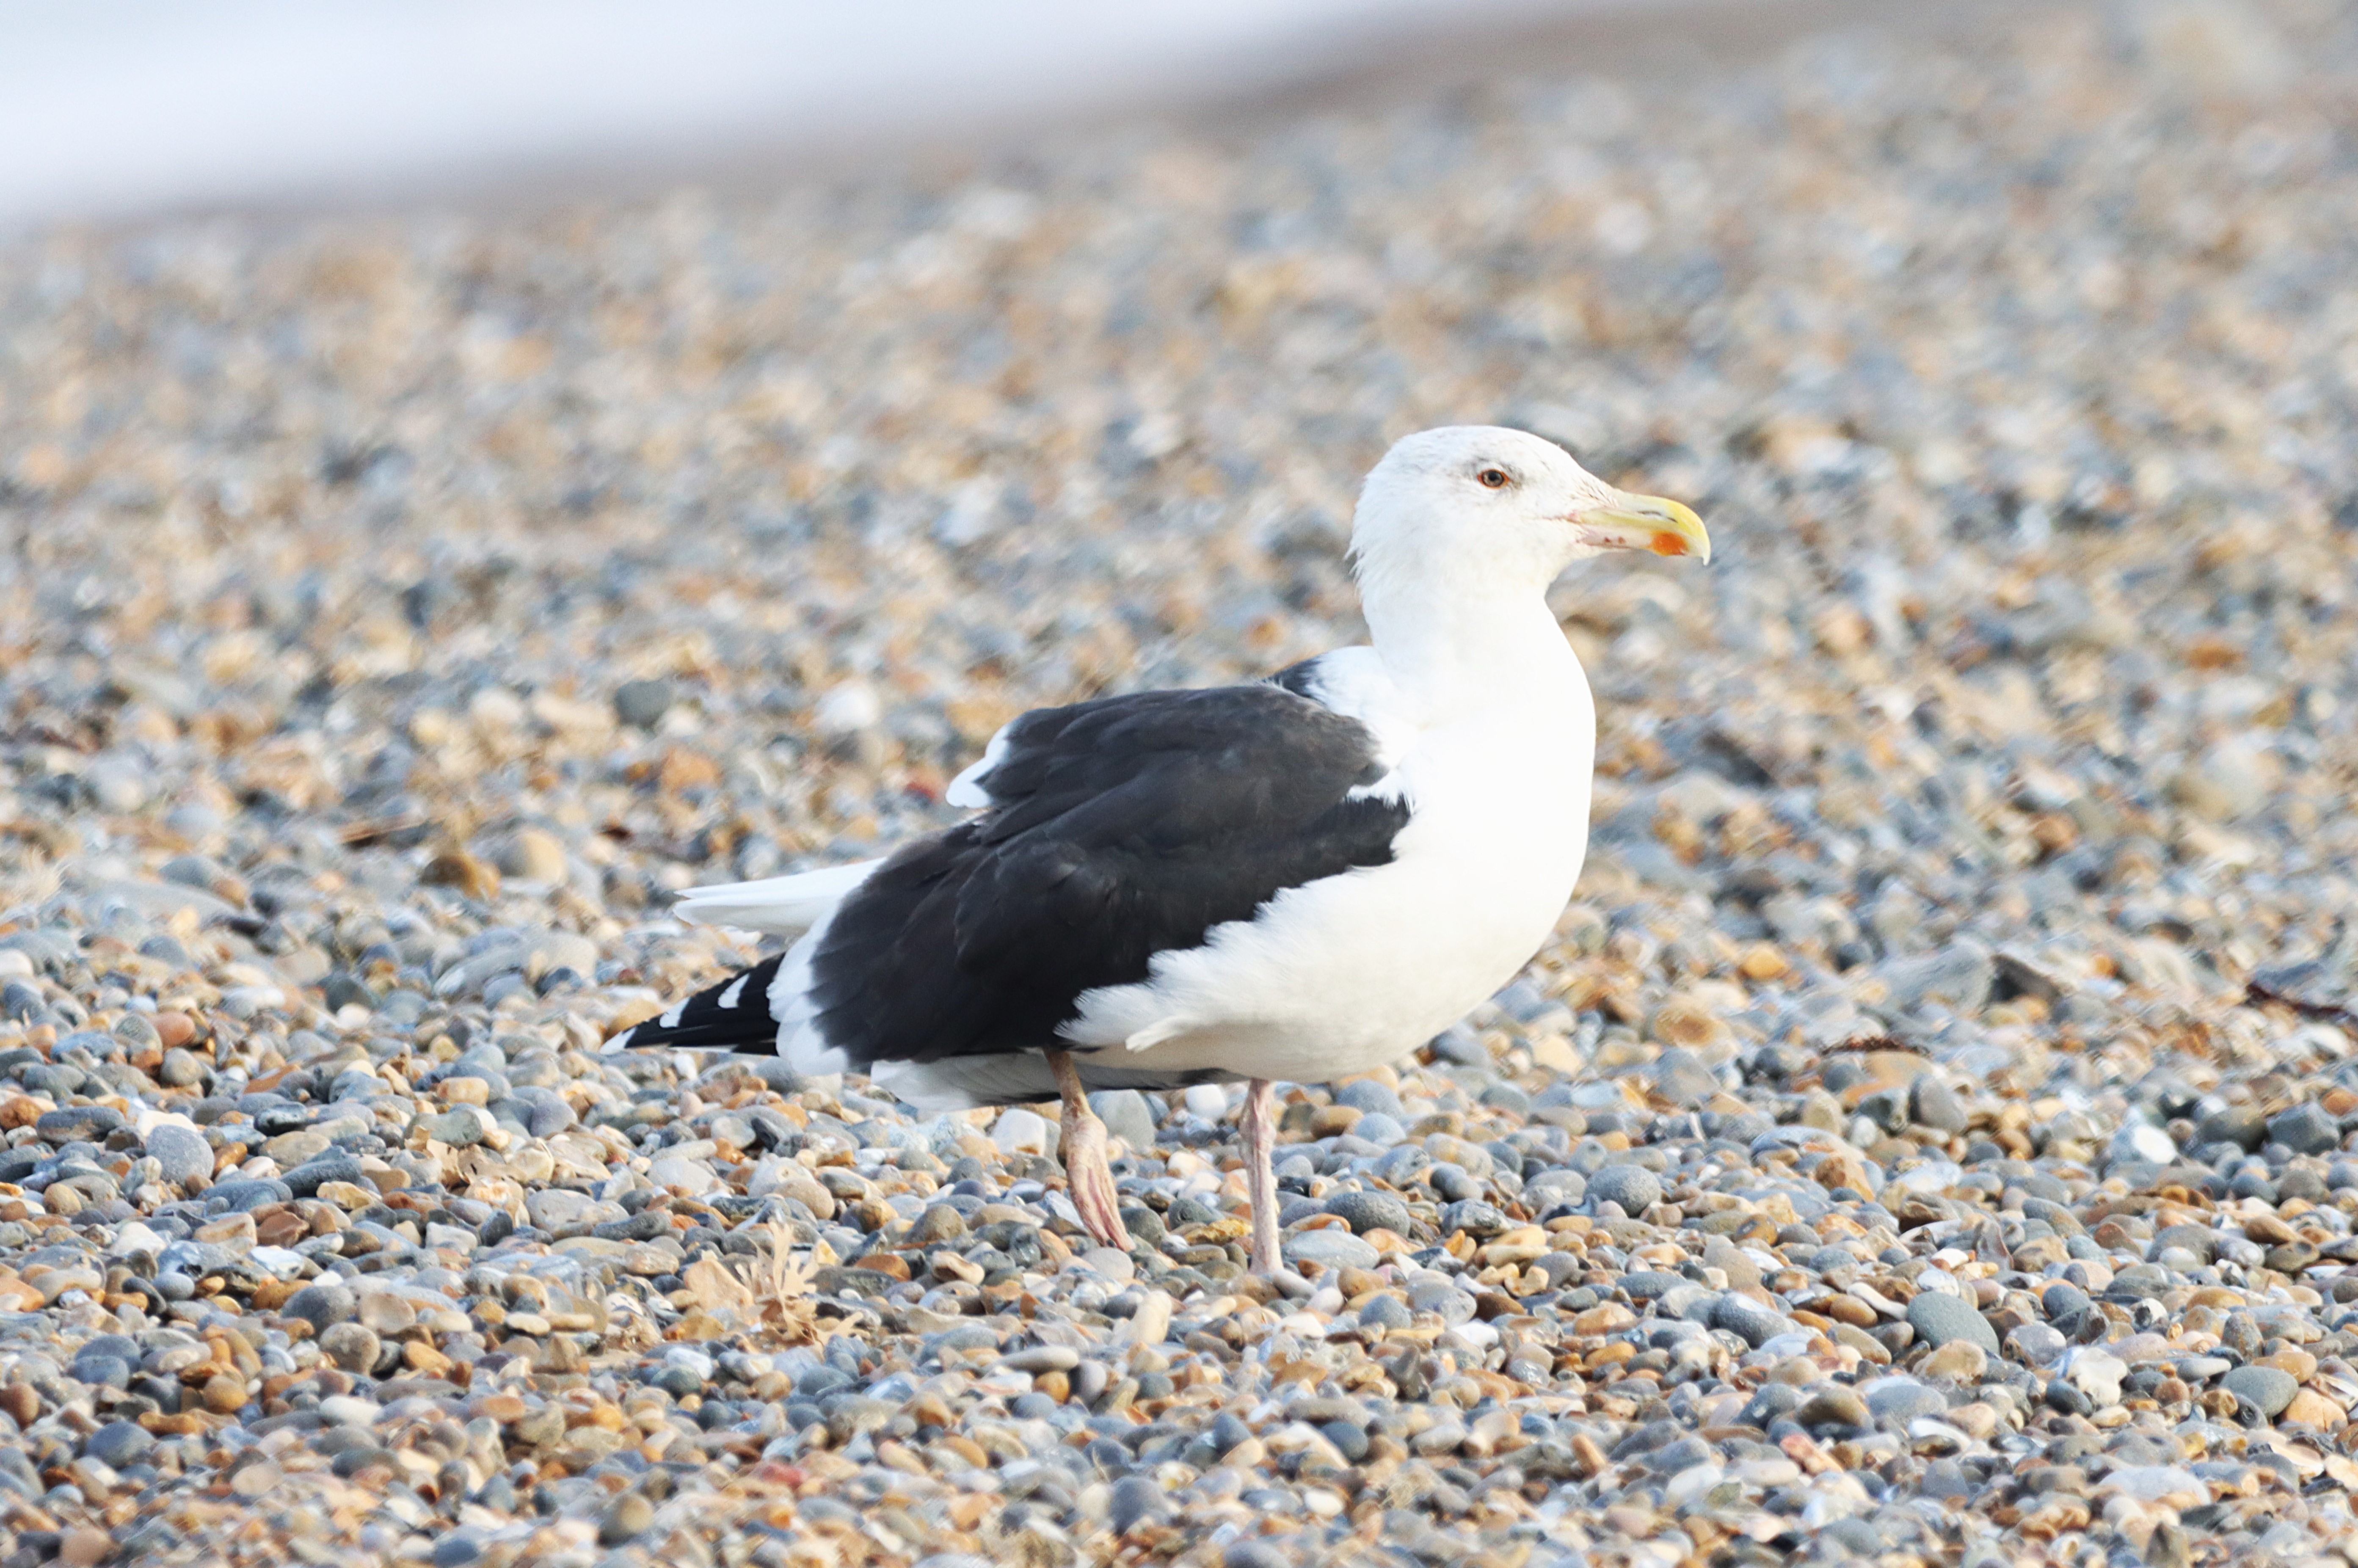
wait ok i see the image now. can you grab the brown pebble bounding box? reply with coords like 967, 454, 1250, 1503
405, 1340, 455, 1379
422, 849, 501, 900
0, 1382, 37, 1426
255, 1210, 308, 1248
202, 1372, 248, 1414
230, 1461, 281, 1498
152, 1011, 199, 1049
598, 1491, 654, 1544
58, 1527, 112, 1568
474, 1392, 530, 1423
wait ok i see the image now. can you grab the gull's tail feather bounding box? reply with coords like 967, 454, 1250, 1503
671, 858, 880, 934
605, 954, 788, 1055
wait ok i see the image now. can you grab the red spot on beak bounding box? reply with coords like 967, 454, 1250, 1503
1649, 531, 1689, 557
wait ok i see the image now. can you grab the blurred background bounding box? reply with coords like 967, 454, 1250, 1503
0, 0, 2352, 1014
0, 0, 1776, 229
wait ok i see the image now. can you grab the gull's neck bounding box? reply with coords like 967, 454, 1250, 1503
1357, 571, 1585, 723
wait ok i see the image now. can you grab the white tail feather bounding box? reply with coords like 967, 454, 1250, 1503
672, 858, 881, 934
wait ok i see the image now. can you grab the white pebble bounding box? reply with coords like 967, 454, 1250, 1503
991, 1107, 1049, 1155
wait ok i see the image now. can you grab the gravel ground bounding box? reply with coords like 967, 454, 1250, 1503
6, 3, 2358, 1566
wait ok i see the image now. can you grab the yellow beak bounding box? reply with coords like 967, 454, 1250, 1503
1575, 492, 1711, 564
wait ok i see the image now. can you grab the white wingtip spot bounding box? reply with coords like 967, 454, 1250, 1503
716, 975, 749, 1010
604, 1028, 634, 1053
946, 724, 1014, 809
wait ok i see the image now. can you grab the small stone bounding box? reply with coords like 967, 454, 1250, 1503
1710, 1294, 1791, 1348
1334, 1079, 1404, 1120
1864, 1381, 1944, 1423
2282, 1388, 2345, 1429
1910, 1076, 1967, 1132
57, 1528, 113, 1568
1283, 1229, 1380, 1273
911, 1205, 968, 1245
421, 850, 500, 901
2110, 1122, 2176, 1167
1587, 1163, 1662, 1215
85, 1419, 156, 1469
284, 1282, 358, 1330
1110, 1475, 1174, 1532
614, 679, 676, 728
1439, 1199, 1508, 1238
1090, 1089, 1157, 1150
1001, 1345, 1080, 1373
2198, 1104, 2267, 1150
2221, 1365, 2297, 1418
1183, 1083, 1230, 1119
2066, 1349, 2126, 1406
320, 1323, 382, 1373
1922, 1339, 1988, 1383
2007, 1323, 2066, 1364
37, 1104, 125, 1142
420, 1106, 493, 1146
359, 1294, 417, 1333
1906, 1292, 1999, 1355
2174, 736, 2275, 821
146, 1123, 215, 1186
1874, 939, 1994, 1012
1651, 1047, 1718, 1106
992, 1108, 1050, 1155
1795, 1385, 1870, 1427
201, 1372, 247, 1414
1078, 1247, 1134, 1281
647, 1154, 716, 1195
491, 827, 568, 882
2268, 1103, 2341, 1156
598, 1492, 654, 1544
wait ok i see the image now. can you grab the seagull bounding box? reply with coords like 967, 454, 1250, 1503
613, 426, 1707, 1275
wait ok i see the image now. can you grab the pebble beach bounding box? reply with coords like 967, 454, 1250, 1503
5, 2, 2358, 1565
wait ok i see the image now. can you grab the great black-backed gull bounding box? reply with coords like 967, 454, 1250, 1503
613, 426, 1708, 1273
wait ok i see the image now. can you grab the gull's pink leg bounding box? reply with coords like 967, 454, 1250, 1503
1050, 1050, 1131, 1250
1240, 1078, 1280, 1276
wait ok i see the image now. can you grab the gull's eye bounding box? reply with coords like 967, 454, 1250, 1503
1476, 467, 1511, 489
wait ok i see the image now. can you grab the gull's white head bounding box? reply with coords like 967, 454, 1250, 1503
1349, 425, 1709, 601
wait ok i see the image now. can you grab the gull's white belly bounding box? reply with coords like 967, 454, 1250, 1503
1062, 718, 1591, 1084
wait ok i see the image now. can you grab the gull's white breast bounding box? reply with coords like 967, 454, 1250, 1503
1061, 662, 1596, 1084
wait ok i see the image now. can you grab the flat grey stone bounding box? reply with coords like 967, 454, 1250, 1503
1282, 1229, 1379, 1273
1710, 1293, 1792, 1348
2222, 1365, 2297, 1418
1088, 1089, 1156, 1151
1323, 1190, 1411, 1236
1906, 1292, 1999, 1355
1588, 1164, 1661, 1214
145, 1123, 214, 1186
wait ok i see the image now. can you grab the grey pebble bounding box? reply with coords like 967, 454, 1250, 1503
1323, 1190, 1411, 1236
1587, 1164, 1661, 1215
284, 1282, 359, 1329
2222, 1365, 2297, 1419
144, 1124, 214, 1187
1284, 1230, 1380, 1273
1907, 1293, 2000, 1355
